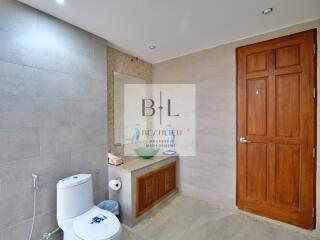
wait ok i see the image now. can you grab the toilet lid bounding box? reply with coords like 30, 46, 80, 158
73, 206, 121, 240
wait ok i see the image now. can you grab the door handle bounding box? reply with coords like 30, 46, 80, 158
239, 137, 251, 143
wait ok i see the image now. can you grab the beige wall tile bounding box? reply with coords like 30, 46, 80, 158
153, 19, 320, 232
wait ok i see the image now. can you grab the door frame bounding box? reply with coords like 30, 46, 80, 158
235, 29, 317, 228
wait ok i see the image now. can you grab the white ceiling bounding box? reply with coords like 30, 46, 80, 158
19, 0, 320, 63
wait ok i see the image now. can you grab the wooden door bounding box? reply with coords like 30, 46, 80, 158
236, 30, 316, 229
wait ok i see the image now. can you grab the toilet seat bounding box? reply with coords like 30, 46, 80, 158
73, 206, 121, 240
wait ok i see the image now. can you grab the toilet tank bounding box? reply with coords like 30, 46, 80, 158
57, 174, 94, 221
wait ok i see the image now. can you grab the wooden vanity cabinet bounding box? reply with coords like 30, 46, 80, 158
136, 162, 176, 216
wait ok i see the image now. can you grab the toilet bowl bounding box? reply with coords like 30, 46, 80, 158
57, 174, 122, 240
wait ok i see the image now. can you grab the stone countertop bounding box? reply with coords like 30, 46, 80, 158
109, 155, 177, 172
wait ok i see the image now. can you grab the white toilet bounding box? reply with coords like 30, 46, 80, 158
57, 174, 122, 240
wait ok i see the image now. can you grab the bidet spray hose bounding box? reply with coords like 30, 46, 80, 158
28, 174, 39, 240
28, 187, 37, 240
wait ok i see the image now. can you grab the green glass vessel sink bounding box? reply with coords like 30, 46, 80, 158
134, 147, 160, 159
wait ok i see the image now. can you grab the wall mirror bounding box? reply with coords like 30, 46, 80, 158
113, 72, 147, 146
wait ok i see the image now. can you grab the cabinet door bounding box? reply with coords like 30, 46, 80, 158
164, 163, 176, 194
157, 162, 177, 199
136, 162, 177, 217
136, 174, 157, 216
157, 171, 166, 199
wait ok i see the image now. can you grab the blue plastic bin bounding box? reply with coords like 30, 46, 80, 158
98, 200, 119, 215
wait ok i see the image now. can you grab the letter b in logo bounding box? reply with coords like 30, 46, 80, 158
142, 99, 155, 116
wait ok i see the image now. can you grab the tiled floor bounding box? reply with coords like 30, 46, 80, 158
122, 195, 319, 240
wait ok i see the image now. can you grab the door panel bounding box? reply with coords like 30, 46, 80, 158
246, 51, 269, 73
145, 176, 157, 204
164, 163, 176, 193
247, 78, 267, 136
246, 143, 267, 201
137, 174, 157, 210
275, 74, 300, 137
158, 171, 166, 198
275, 144, 300, 208
237, 30, 316, 229
275, 45, 300, 68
